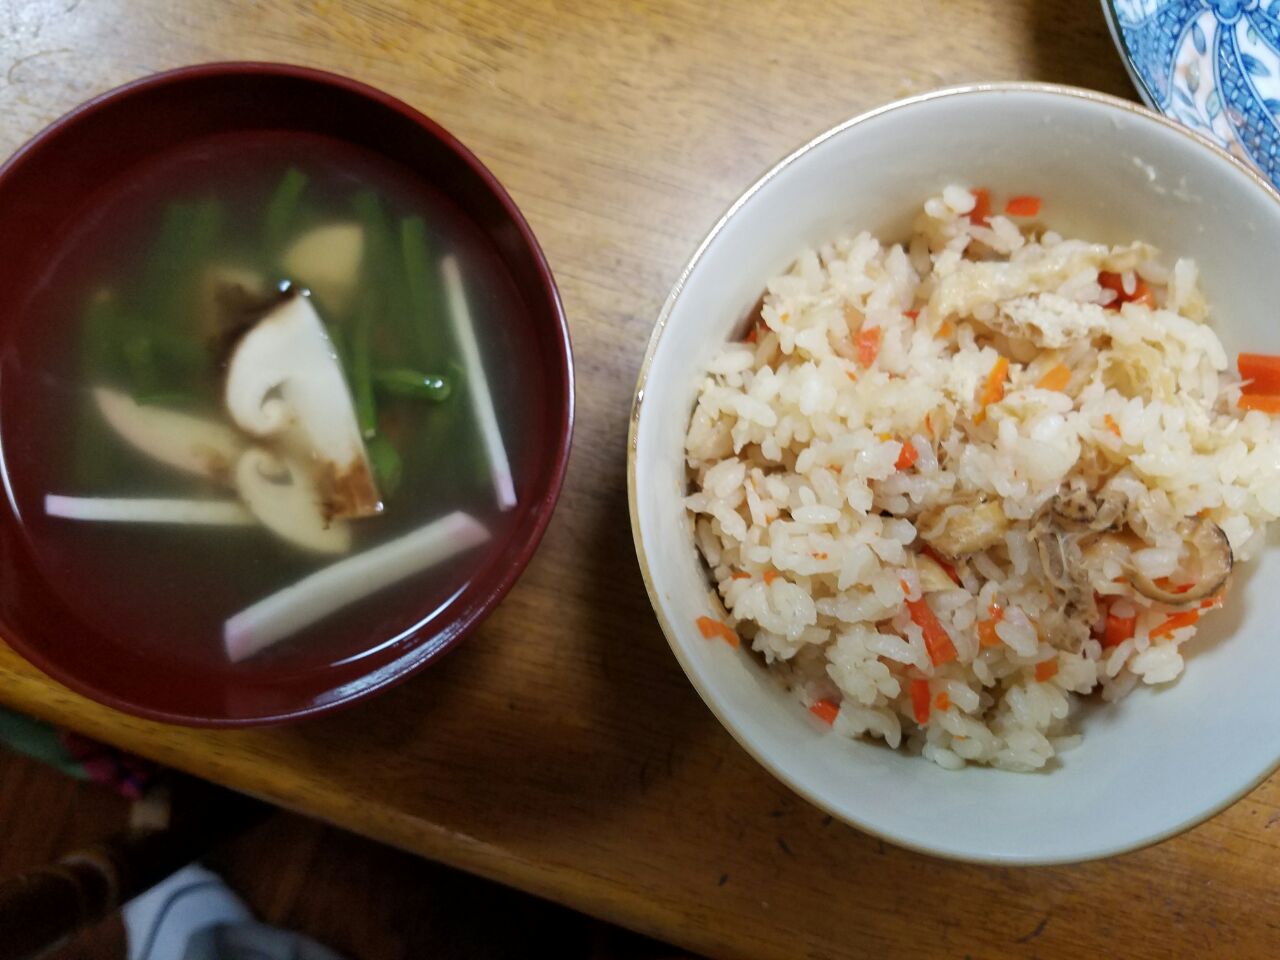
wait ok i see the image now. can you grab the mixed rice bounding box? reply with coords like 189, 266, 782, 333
684, 186, 1280, 771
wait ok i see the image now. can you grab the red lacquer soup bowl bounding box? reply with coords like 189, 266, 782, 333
0, 63, 573, 726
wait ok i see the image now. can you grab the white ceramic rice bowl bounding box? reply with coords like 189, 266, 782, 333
628, 83, 1280, 864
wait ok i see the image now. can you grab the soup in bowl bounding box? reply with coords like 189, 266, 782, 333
0, 64, 573, 725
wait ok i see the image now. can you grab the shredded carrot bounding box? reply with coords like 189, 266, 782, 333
976, 621, 1000, 648
763, 570, 780, 585
696, 616, 739, 647
1104, 413, 1123, 438
910, 678, 931, 725
1102, 608, 1137, 648
1099, 271, 1155, 310
856, 326, 882, 368
1200, 596, 1222, 610
1238, 353, 1280, 394
1004, 195, 1041, 217
1036, 363, 1071, 392
973, 355, 1009, 424
1035, 659, 1059, 682
906, 597, 959, 666
905, 308, 920, 321
845, 369, 858, 382
731, 570, 751, 580
937, 320, 954, 338
977, 603, 1004, 648
744, 326, 758, 344
809, 698, 839, 726
1150, 610, 1199, 640
924, 412, 935, 437
1238, 393, 1280, 413
1154, 577, 1197, 595
969, 187, 992, 226
895, 439, 919, 471
920, 544, 961, 586
934, 691, 951, 711
1130, 282, 1155, 307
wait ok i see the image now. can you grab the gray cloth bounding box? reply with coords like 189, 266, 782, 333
183, 922, 348, 960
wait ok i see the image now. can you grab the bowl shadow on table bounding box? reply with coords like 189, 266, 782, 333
1026, 0, 1137, 101
268, 453, 730, 839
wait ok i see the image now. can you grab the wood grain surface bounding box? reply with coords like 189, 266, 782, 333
2, 2, 1278, 958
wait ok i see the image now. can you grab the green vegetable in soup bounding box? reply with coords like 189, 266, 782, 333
366, 435, 402, 497
264, 167, 309, 262
374, 368, 452, 402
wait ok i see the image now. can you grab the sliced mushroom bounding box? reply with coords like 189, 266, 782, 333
94, 387, 244, 483
1051, 476, 1128, 533
234, 447, 351, 554
199, 263, 270, 338
280, 222, 364, 312
224, 291, 381, 520
1128, 517, 1232, 605
914, 551, 959, 592
920, 500, 1009, 557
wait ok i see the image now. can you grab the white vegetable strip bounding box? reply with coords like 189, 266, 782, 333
441, 255, 517, 511
223, 510, 491, 662
45, 495, 256, 526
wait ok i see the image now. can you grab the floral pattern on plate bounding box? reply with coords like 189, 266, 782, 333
1104, 0, 1280, 183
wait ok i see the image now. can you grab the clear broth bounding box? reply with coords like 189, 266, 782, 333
2, 131, 538, 675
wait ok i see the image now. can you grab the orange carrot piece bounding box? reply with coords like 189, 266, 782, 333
1004, 195, 1041, 217
1104, 413, 1123, 438
905, 308, 920, 321
1102, 609, 1137, 649
937, 320, 954, 338
969, 188, 992, 226
809, 698, 840, 726
744, 326, 758, 344
1128, 280, 1155, 307
895, 439, 919, 471
856, 326, 882, 368
1099, 271, 1156, 310
906, 597, 959, 666
731, 570, 751, 580
1035, 659, 1059, 682
1238, 353, 1280, 394
1150, 610, 1199, 640
763, 570, 780, 585
934, 691, 951, 711
1036, 363, 1071, 392
910, 678, 931, 725
696, 616, 740, 647
1238, 393, 1280, 413
973, 355, 1009, 424
977, 619, 1002, 648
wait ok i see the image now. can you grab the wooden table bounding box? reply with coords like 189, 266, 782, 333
3, 2, 1279, 957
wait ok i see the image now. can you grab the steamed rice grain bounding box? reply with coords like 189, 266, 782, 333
684, 187, 1280, 771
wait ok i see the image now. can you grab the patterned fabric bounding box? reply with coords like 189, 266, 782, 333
1107, 0, 1280, 184
0, 705, 155, 799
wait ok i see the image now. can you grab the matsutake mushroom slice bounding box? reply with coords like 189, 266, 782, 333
1128, 517, 1233, 605
234, 447, 351, 555
94, 387, 244, 483
280, 222, 364, 313
224, 291, 381, 520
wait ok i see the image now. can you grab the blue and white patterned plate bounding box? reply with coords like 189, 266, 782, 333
1102, 0, 1280, 185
